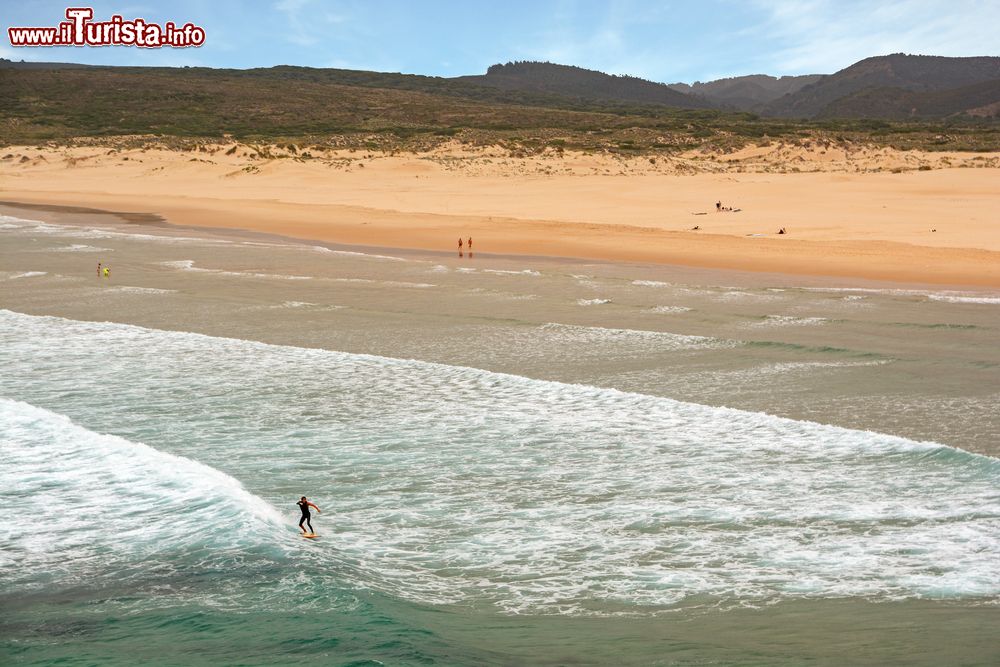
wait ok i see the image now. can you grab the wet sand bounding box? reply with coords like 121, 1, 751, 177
3, 202, 998, 456
3, 202, 999, 667
2, 143, 1000, 286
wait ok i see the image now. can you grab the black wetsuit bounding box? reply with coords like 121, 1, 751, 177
298, 500, 313, 533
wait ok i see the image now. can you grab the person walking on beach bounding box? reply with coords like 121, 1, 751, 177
103, 266, 110, 278
297, 496, 321, 534
467, 237, 472, 250
97, 262, 102, 276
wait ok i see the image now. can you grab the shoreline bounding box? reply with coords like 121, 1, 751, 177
4, 195, 999, 457
4, 193, 1000, 290
3, 142, 1000, 288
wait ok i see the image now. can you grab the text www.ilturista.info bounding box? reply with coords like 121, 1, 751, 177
8, 7, 205, 48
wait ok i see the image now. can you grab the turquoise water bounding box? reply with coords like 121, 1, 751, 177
2, 208, 1000, 664
2, 309, 999, 665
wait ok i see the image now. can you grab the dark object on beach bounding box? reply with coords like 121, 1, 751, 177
692, 225, 701, 230
778, 227, 787, 235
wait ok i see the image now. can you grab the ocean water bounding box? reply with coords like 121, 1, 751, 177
3, 209, 1000, 664
2, 309, 1000, 665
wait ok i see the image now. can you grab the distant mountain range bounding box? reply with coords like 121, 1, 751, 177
667, 74, 824, 112
459, 55, 1000, 119
456, 61, 712, 110
761, 54, 1000, 118
2, 53, 998, 121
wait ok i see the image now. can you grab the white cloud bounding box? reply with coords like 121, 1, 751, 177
274, 0, 320, 46
746, 0, 1000, 74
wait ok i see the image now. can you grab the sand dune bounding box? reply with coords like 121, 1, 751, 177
2, 141, 999, 286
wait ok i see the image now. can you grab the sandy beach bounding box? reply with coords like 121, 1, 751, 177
5, 4, 1000, 662
2, 141, 999, 287
3, 146, 1000, 665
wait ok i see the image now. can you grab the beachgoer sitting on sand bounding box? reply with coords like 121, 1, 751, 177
778, 227, 786, 235
692, 225, 701, 230
716, 201, 721, 212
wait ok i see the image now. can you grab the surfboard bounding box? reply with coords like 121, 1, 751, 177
301, 533, 318, 539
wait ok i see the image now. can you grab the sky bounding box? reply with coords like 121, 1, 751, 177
2, 0, 998, 83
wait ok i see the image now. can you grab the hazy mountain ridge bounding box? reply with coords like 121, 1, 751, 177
817, 78, 1000, 120
1, 53, 998, 149
667, 74, 824, 111
455, 61, 713, 109
765, 54, 1000, 118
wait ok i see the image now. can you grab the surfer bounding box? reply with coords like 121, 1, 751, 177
297, 496, 321, 534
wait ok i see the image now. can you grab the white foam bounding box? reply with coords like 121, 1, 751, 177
577, 298, 613, 306
713, 289, 782, 302
7, 271, 47, 279
332, 278, 435, 288
474, 290, 539, 300
312, 246, 408, 262
484, 268, 541, 277
928, 295, 1000, 305
159, 260, 311, 280
1, 216, 230, 244
749, 315, 829, 327
382, 281, 435, 289
2, 310, 997, 616
51, 244, 110, 253
160, 259, 195, 270
109, 286, 175, 295
0, 398, 287, 588
646, 305, 692, 314
536, 323, 728, 350
799, 287, 1000, 304
0, 214, 43, 227
632, 280, 672, 287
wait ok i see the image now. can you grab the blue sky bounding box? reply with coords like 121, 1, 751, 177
3, 1, 998, 82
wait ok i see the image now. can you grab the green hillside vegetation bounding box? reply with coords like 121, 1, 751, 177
819, 79, 1000, 120
668, 74, 824, 111
765, 54, 1000, 118
1, 62, 998, 152
456, 61, 710, 109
